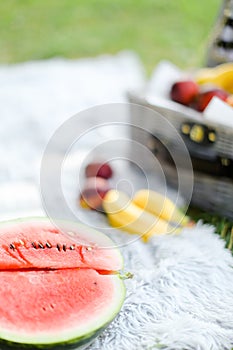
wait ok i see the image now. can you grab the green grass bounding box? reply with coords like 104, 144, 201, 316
0, 0, 221, 73
188, 207, 233, 254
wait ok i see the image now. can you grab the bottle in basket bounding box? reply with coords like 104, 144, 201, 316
206, 0, 233, 66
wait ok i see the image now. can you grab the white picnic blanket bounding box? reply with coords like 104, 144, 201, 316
0, 53, 233, 350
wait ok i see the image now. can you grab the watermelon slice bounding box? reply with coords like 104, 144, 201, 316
0, 218, 125, 349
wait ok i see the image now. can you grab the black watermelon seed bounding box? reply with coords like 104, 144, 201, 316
57, 243, 61, 251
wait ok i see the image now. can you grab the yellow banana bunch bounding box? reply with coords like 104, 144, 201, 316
195, 63, 233, 94
132, 189, 190, 227
102, 190, 180, 242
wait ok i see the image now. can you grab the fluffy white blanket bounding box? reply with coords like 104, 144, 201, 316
0, 53, 232, 350
90, 223, 233, 350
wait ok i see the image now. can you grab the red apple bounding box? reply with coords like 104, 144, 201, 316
194, 89, 229, 112
79, 177, 110, 211
170, 80, 199, 105
85, 162, 113, 179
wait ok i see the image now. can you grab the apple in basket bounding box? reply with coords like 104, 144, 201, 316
170, 80, 229, 112
193, 88, 229, 112
170, 80, 199, 106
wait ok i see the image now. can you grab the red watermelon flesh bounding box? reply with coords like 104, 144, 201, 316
0, 218, 125, 348
0, 219, 123, 272
0, 269, 123, 344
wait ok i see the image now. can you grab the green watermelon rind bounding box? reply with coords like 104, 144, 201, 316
0, 217, 126, 349
0, 325, 106, 349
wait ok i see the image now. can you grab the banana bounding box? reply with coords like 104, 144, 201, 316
195, 63, 233, 94
102, 190, 180, 242
132, 189, 190, 226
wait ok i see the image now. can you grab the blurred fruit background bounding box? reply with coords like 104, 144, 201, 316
0, 0, 220, 72
1, 0, 232, 251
